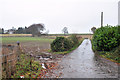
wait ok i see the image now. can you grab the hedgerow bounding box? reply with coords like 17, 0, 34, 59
92, 25, 120, 51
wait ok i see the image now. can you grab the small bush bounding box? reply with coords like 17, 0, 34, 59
92, 25, 120, 51
51, 37, 73, 52
68, 34, 79, 46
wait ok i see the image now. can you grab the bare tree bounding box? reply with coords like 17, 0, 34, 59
62, 27, 68, 35
27, 23, 45, 36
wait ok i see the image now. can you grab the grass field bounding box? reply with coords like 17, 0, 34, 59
1, 34, 93, 44
1, 37, 54, 44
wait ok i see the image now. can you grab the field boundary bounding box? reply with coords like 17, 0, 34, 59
2, 45, 21, 78
0, 34, 32, 37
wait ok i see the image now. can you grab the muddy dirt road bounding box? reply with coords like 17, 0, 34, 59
51, 39, 118, 78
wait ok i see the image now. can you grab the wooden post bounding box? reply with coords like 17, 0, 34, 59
5, 55, 8, 78
101, 12, 103, 27
17, 41, 20, 61
17, 47, 20, 61
30, 54, 32, 70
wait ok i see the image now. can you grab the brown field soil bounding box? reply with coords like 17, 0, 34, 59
20, 41, 51, 56
0, 34, 32, 37
77, 35, 93, 39
1, 34, 93, 39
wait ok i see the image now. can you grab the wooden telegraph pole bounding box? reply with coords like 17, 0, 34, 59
118, 1, 120, 25
101, 12, 103, 27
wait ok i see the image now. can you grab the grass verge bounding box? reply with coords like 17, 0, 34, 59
11, 54, 42, 78
91, 40, 120, 64
2, 37, 54, 44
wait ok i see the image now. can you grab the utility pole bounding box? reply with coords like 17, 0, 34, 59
101, 12, 103, 27
118, 1, 120, 25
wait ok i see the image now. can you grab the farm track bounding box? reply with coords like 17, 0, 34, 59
48, 39, 118, 78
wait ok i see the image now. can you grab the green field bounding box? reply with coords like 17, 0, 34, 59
1, 37, 54, 44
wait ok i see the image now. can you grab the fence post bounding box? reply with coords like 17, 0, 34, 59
30, 54, 32, 70
17, 48, 20, 61
17, 41, 20, 61
4, 55, 8, 78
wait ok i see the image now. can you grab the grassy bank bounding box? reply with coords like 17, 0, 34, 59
92, 39, 120, 64
50, 39, 84, 55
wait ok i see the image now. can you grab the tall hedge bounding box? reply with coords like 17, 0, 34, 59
92, 25, 120, 51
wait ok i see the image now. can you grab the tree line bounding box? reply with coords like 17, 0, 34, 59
1, 23, 48, 36
1, 23, 70, 36
1, 23, 97, 35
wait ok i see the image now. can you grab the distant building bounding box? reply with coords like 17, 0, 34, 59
6, 27, 16, 34
7, 29, 15, 34
118, 1, 120, 25
4, 30, 8, 34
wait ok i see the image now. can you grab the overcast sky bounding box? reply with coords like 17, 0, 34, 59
0, 0, 119, 34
